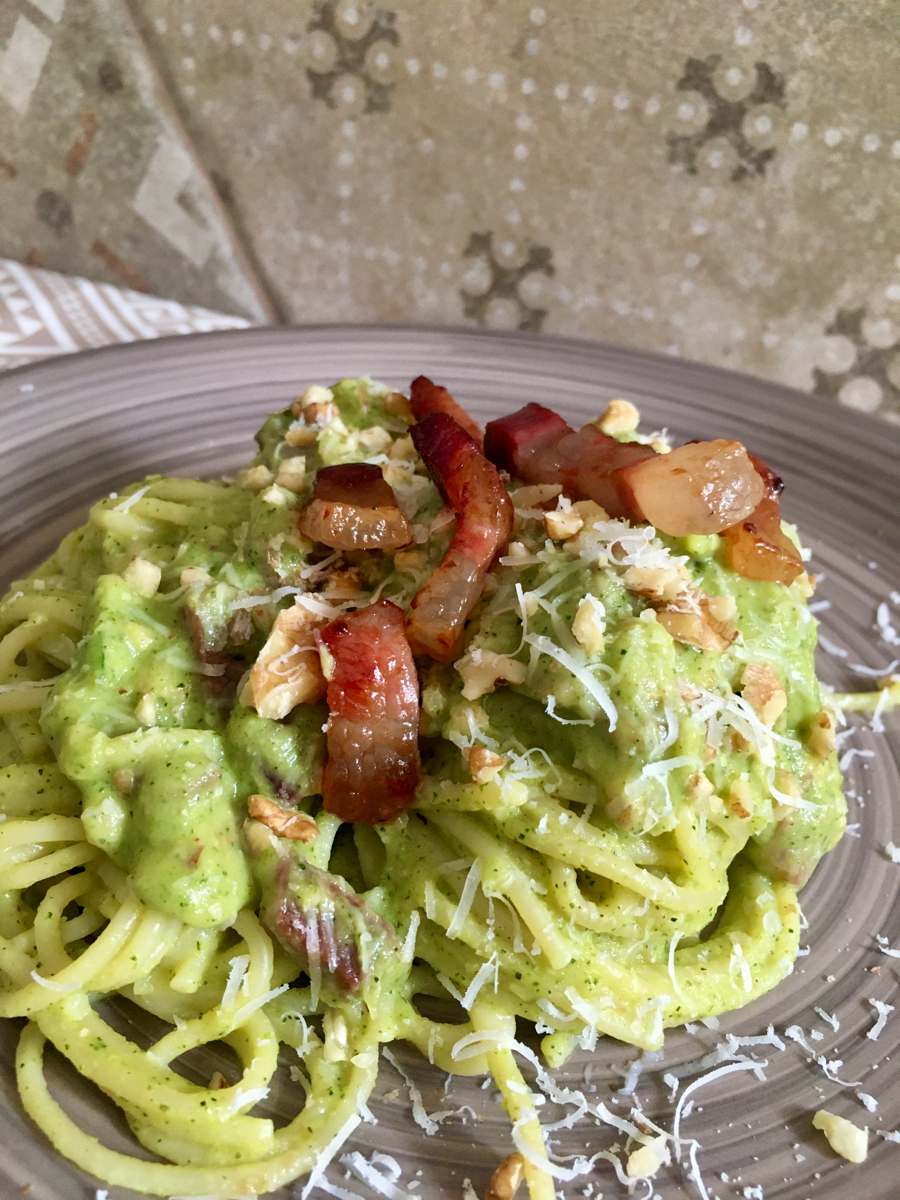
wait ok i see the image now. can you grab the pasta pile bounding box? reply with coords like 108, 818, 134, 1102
0, 379, 845, 1199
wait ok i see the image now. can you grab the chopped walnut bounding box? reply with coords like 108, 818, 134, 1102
208, 1070, 228, 1089
356, 425, 394, 456
685, 772, 715, 806
807, 709, 836, 758
275, 459, 306, 492
319, 567, 363, 600
795, 571, 817, 597
456, 649, 527, 701
290, 384, 334, 417
388, 434, 418, 461
241, 464, 274, 491
622, 563, 691, 603
728, 777, 754, 820
247, 794, 319, 842
598, 398, 640, 435
241, 603, 327, 719
741, 661, 787, 726
384, 390, 414, 420
514, 483, 564, 510
485, 1152, 525, 1200
180, 566, 213, 587
462, 745, 507, 784
572, 595, 606, 656
544, 507, 584, 541
122, 556, 161, 598
657, 591, 737, 652
286, 387, 339, 445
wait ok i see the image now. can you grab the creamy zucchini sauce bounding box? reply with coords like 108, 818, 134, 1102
3, 378, 845, 1198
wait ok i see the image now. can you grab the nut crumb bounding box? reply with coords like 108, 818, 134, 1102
247, 795, 319, 842
485, 1151, 524, 1200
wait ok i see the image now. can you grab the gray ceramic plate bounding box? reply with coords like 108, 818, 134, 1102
0, 327, 897, 1200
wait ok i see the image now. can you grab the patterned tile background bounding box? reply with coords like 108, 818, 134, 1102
2, 0, 900, 423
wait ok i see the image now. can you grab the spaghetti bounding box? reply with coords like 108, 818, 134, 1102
0, 377, 849, 1198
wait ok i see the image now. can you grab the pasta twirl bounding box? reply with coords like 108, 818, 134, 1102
0, 377, 845, 1198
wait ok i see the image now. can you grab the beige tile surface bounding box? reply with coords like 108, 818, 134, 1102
3, 0, 900, 421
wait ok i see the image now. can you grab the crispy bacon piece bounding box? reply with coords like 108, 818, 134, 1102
410, 375, 484, 444
299, 463, 411, 551
486, 405, 766, 536
614, 439, 765, 535
408, 413, 514, 660
320, 600, 420, 823
484, 403, 655, 517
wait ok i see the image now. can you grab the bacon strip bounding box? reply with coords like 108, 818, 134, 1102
484, 403, 655, 517
408, 412, 514, 660
486, 404, 766, 537
249, 828, 397, 995
320, 600, 420, 823
410, 375, 484, 444
300, 463, 411, 551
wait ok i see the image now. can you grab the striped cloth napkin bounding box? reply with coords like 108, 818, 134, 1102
0, 258, 254, 372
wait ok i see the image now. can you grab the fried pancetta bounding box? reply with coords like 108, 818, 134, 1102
319, 600, 421, 824
299, 462, 411, 551
409, 374, 484, 444
407, 412, 514, 660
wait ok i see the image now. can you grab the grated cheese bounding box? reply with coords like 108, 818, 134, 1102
299, 1114, 363, 1200
524, 633, 618, 730
445, 859, 482, 939
221, 954, 250, 1008
30, 970, 80, 993
381, 1047, 452, 1137
866, 998, 894, 1040
400, 910, 420, 962
113, 484, 151, 513
460, 953, 499, 1011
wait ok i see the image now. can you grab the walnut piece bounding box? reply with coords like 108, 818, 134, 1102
544, 507, 584, 541
597, 398, 640, 435
622, 563, 690, 603
485, 1152, 525, 1200
122, 556, 161, 598
741, 661, 787, 726
241, 603, 328, 719
462, 746, 507, 784
247, 794, 319, 842
456, 649, 527, 701
807, 709, 836, 758
657, 591, 737, 652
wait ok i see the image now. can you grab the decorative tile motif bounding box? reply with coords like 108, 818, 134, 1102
667, 55, 786, 180
460, 232, 554, 333
3, 0, 900, 423
813, 308, 900, 419
306, 0, 399, 114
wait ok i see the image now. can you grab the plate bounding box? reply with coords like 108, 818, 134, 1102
0, 326, 897, 1200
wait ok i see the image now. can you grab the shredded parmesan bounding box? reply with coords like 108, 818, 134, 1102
221, 954, 250, 1008
299, 1115, 363, 1200
29, 970, 80, 993
524, 634, 618, 730
867, 998, 894, 1040
446, 859, 482, 939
